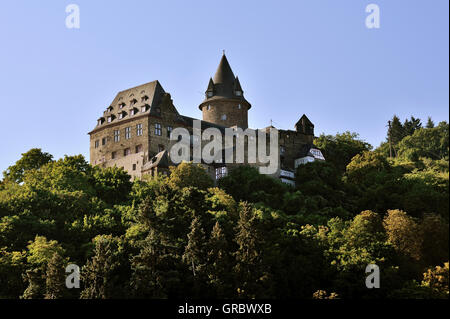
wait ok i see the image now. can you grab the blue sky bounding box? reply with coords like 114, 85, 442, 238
0, 0, 448, 172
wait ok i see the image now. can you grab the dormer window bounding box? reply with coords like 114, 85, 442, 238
119, 102, 125, 109
118, 111, 127, 119
235, 90, 242, 96
97, 117, 105, 126
141, 95, 149, 102
141, 104, 149, 113
107, 106, 113, 112
130, 98, 137, 106
107, 116, 113, 123
130, 108, 138, 116
207, 91, 213, 98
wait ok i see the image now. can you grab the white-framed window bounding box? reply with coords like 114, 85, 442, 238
141, 105, 147, 113
125, 127, 131, 139
107, 116, 112, 123
136, 123, 143, 136
154, 123, 162, 136
114, 129, 120, 142
221, 114, 227, 121
215, 166, 228, 180
118, 112, 124, 119
130, 108, 136, 116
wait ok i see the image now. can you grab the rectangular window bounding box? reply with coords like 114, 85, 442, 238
111, 151, 116, 159
136, 123, 143, 136
132, 164, 136, 171
114, 130, 120, 142
135, 144, 143, 153
155, 123, 162, 136
94, 140, 99, 148
125, 127, 131, 139
215, 166, 228, 180
167, 126, 173, 138
102, 137, 107, 146
124, 148, 131, 156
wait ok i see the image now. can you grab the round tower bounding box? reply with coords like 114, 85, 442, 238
199, 54, 251, 129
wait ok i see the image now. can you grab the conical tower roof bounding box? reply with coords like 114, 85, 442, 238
213, 54, 235, 85
200, 53, 251, 109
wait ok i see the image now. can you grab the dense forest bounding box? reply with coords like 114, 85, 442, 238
0, 116, 448, 299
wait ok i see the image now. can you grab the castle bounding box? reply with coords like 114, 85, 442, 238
88, 54, 325, 184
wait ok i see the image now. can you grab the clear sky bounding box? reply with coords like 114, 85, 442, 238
0, 0, 448, 173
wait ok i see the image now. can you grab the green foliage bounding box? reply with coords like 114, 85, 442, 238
0, 122, 448, 300
2, 148, 53, 183
91, 166, 132, 205
168, 162, 213, 190
314, 132, 372, 173
218, 166, 288, 209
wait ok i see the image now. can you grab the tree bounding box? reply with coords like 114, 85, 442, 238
206, 221, 232, 297
168, 162, 213, 190
346, 151, 391, 185
421, 262, 449, 298
403, 116, 422, 137
80, 235, 120, 299
389, 115, 404, 145
2, 148, 53, 183
383, 210, 423, 261
420, 214, 449, 266
45, 252, 67, 299
426, 117, 435, 129
314, 132, 372, 173
234, 202, 271, 298
218, 166, 288, 209
182, 216, 207, 278
91, 166, 132, 205
396, 122, 449, 161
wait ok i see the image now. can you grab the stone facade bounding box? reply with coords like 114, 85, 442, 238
88, 54, 323, 183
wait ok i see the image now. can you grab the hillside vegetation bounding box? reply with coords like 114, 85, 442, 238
0, 117, 448, 299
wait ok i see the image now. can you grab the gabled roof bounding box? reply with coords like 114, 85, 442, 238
142, 150, 170, 171
295, 114, 314, 129
90, 80, 172, 133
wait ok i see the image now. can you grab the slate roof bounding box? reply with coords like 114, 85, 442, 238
200, 54, 251, 108
90, 80, 167, 133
